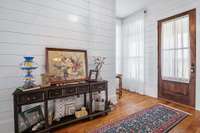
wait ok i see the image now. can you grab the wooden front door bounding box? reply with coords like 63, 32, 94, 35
158, 9, 196, 107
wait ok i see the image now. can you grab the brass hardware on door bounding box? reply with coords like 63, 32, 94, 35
191, 64, 195, 73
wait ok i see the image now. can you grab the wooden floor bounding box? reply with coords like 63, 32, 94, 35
55, 91, 200, 133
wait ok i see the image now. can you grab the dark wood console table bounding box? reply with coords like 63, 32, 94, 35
13, 81, 110, 133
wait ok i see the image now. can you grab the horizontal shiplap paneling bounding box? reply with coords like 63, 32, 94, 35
0, 0, 116, 132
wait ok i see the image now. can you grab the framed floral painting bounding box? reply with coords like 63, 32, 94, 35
46, 48, 88, 83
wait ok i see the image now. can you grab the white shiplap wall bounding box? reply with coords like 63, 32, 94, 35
0, 0, 116, 132
144, 0, 200, 110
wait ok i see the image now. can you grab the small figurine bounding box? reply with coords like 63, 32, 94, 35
75, 107, 88, 118
40, 73, 52, 87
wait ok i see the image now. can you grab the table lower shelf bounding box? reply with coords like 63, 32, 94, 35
30, 109, 111, 133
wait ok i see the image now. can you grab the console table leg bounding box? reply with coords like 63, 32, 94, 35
89, 92, 92, 114
84, 93, 86, 107
13, 95, 19, 133
105, 82, 108, 110
44, 93, 49, 128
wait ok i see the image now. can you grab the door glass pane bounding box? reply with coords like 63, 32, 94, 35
161, 15, 190, 83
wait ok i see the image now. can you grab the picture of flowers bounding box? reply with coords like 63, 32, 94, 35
46, 48, 88, 83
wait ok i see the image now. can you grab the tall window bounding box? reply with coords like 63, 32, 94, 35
122, 12, 145, 94
116, 19, 122, 74
161, 15, 190, 83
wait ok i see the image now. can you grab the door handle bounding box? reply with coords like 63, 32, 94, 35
191, 64, 195, 73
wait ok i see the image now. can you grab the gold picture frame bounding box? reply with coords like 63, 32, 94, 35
46, 48, 88, 84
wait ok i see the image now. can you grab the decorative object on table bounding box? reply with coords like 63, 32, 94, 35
92, 93, 105, 111
93, 92, 101, 100
53, 99, 66, 121
54, 97, 76, 121
46, 48, 88, 84
75, 107, 88, 118
95, 99, 105, 111
93, 56, 106, 81
18, 113, 30, 133
91, 93, 104, 112
40, 73, 52, 87
20, 56, 38, 89
88, 70, 98, 81
89, 104, 189, 133
23, 105, 44, 128
65, 103, 76, 116
75, 96, 83, 110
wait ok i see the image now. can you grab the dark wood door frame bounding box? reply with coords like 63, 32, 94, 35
158, 9, 196, 107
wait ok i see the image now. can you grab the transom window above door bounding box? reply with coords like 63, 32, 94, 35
161, 15, 190, 83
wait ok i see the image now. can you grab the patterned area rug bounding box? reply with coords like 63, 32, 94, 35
89, 104, 188, 133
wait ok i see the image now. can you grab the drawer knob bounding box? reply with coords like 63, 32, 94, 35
32, 96, 37, 100
55, 92, 60, 95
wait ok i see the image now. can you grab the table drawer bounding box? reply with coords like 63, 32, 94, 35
48, 89, 62, 99
90, 83, 106, 92
18, 92, 44, 105
62, 87, 77, 96
77, 85, 89, 94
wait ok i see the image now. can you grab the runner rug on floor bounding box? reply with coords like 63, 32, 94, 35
89, 104, 189, 133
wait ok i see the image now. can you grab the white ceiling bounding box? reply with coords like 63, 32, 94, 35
116, 0, 156, 18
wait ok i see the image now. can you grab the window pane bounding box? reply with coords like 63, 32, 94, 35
162, 50, 175, 78
177, 49, 183, 78
116, 20, 122, 74
122, 16, 144, 83
161, 15, 190, 83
